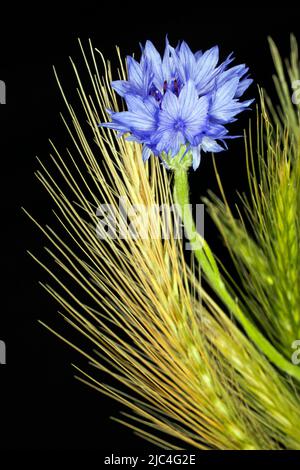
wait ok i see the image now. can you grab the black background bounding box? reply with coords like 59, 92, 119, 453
0, 5, 300, 451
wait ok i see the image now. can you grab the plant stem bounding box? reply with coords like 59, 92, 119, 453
173, 167, 300, 382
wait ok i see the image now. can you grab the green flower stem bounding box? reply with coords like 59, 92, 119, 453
173, 166, 300, 382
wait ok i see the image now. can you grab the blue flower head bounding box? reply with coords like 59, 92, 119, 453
101, 39, 253, 170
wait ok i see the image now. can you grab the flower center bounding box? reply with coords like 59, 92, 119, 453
174, 119, 185, 131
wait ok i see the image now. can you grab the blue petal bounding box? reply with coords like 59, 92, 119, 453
142, 145, 152, 161
105, 105, 157, 133
178, 80, 199, 118
125, 94, 158, 116
111, 80, 132, 97
127, 56, 143, 86
216, 65, 247, 87
214, 76, 240, 103
194, 50, 203, 60
162, 37, 177, 82
144, 40, 164, 87
177, 41, 197, 81
179, 81, 209, 129
160, 89, 180, 118
194, 45, 219, 87
196, 52, 235, 96
205, 122, 228, 138
201, 136, 224, 152
192, 146, 201, 170
155, 129, 185, 156
235, 78, 253, 97
209, 77, 242, 122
